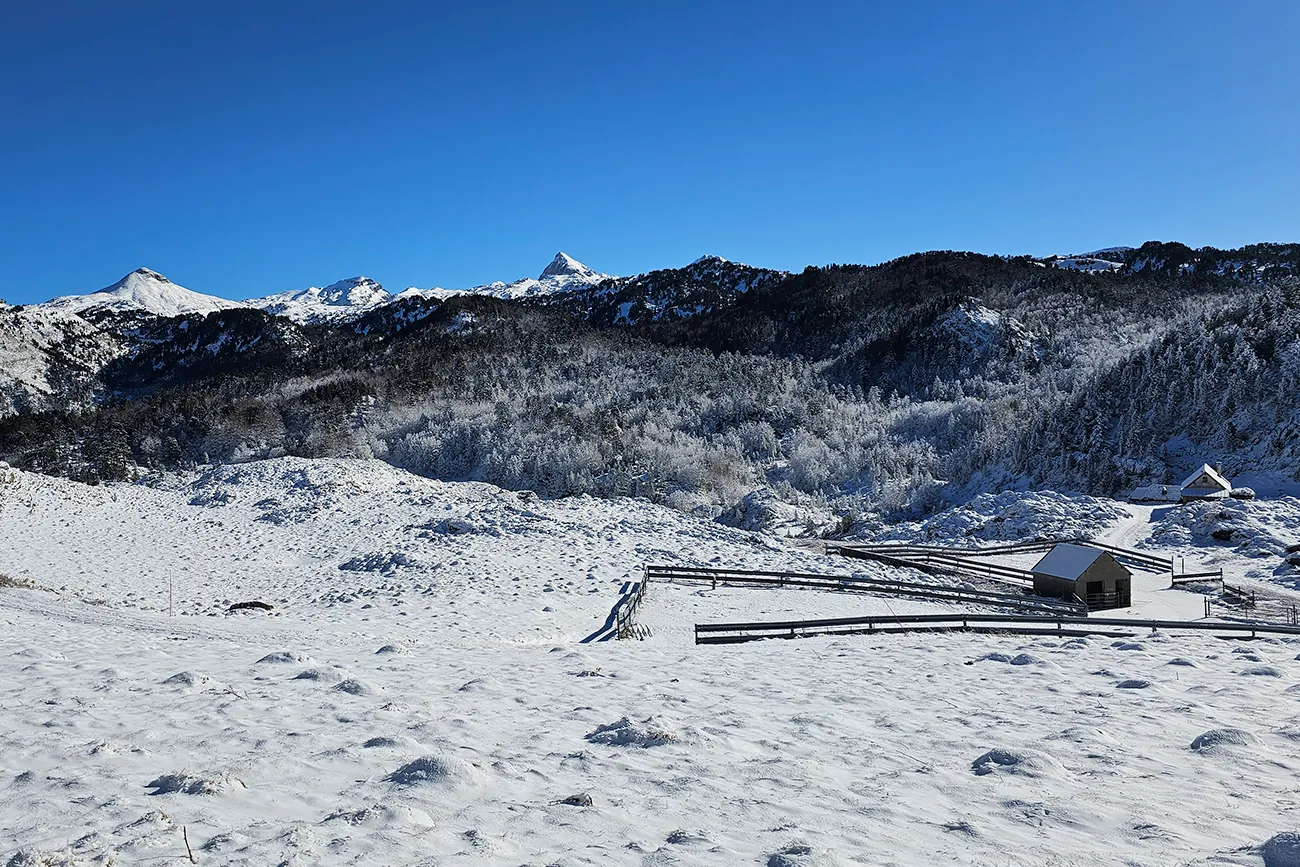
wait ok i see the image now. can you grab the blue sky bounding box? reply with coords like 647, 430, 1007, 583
2, 1, 1298, 304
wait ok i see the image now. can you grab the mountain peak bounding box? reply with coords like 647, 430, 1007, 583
319, 276, 388, 307
41, 268, 244, 318
539, 252, 594, 280
104, 268, 172, 291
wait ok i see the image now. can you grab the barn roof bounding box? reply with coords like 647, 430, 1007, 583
1031, 543, 1108, 581
1179, 463, 1231, 492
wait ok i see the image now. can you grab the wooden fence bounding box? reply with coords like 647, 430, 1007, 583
580, 576, 650, 643
646, 564, 1085, 616
693, 612, 1300, 645
832, 536, 1173, 575
1222, 583, 1258, 610
829, 547, 1035, 587
1172, 569, 1224, 586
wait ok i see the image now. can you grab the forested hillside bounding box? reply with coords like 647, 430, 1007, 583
2, 242, 1297, 526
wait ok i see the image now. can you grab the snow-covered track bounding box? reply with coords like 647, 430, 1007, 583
694, 612, 1300, 645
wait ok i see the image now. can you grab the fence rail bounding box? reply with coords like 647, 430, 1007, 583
615, 577, 649, 639
1223, 583, 1258, 610
581, 577, 650, 643
1172, 569, 1224, 586
693, 612, 1300, 645
834, 536, 1173, 574
646, 564, 1085, 616
829, 545, 1035, 588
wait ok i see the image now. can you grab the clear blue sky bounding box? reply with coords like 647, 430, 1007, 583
3, 1, 1298, 304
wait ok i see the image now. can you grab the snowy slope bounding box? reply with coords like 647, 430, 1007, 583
0, 303, 124, 417
246, 277, 391, 325
42, 268, 246, 318
2, 458, 1299, 865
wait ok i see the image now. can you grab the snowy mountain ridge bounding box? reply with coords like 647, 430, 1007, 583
246, 276, 392, 325
399, 252, 613, 305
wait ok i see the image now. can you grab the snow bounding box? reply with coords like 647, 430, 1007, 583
1030, 542, 1107, 580
407, 251, 612, 302
1081, 246, 1136, 256
42, 268, 246, 318
3, 459, 1300, 864
247, 277, 391, 324
0, 303, 123, 416
1148, 497, 1300, 580
539, 251, 597, 280
869, 490, 1132, 543
1051, 256, 1124, 272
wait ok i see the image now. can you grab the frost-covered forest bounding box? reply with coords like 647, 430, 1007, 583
2, 242, 1298, 522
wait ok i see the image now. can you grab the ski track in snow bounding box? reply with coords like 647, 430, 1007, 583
2, 457, 1299, 865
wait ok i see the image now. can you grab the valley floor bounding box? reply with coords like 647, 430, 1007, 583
2, 458, 1299, 866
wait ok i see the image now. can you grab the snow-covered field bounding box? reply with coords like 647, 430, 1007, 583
3, 458, 1300, 865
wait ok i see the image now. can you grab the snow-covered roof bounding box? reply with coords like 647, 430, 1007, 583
1031, 543, 1110, 581
1179, 463, 1231, 492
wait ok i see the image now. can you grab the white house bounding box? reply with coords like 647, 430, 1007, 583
1179, 463, 1232, 502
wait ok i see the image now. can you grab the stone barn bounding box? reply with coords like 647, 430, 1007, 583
1030, 543, 1132, 610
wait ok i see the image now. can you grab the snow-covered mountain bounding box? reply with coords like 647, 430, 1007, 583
401, 252, 613, 304
247, 276, 391, 325
42, 268, 246, 318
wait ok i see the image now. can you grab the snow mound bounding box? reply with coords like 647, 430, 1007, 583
146, 771, 239, 795
970, 748, 1067, 779
1241, 666, 1285, 677
256, 650, 314, 665
332, 677, 377, 696
765, 840, 843, 867
875, 490, 1129, 543
293, 667, 346, 683
1010, 653, 1047, 666
323, 803, 436, 828
161, 671, 213, 688
1264, 832, 1300, 867
1150, 498, 1300, 559
586, 716, 680, 748
1116, 679, 1153, 689
975, 652, 1014, 664
385, 754, 478, 787
1190, 728, 1256, 752
719, 490, 839, 538
362, 736, 419, 749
